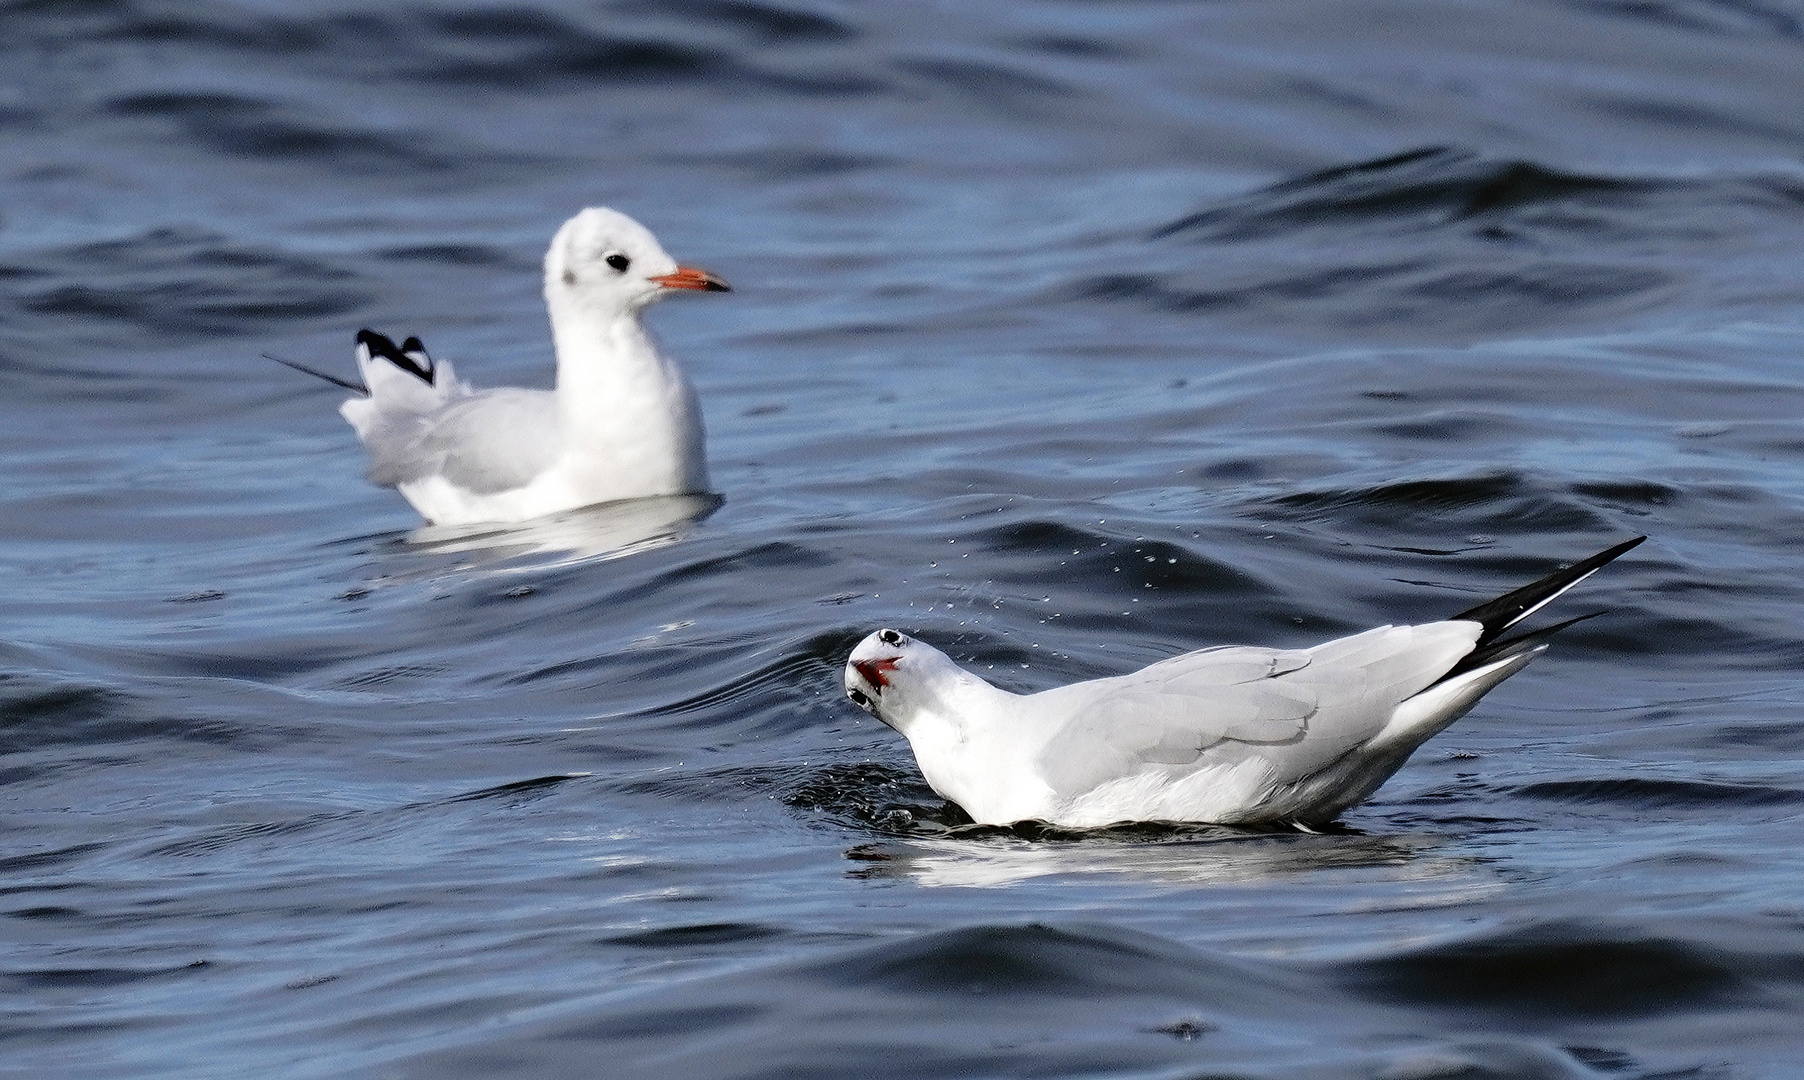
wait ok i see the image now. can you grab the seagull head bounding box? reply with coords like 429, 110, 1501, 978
844, 628, 973, 734
544, 207, 730, 316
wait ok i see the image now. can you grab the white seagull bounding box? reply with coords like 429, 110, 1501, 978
297, 208, 728, 526
844, 537, 1645, 829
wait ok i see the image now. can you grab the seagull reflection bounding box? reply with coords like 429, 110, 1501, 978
847, 829, 1483, 889
403, 492, 722, 568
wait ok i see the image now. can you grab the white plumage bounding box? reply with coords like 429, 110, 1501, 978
844, 537, 1644, 828
338, 207, 728, 526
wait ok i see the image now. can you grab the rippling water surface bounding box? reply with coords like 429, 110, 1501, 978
7, 2, 1804, 1077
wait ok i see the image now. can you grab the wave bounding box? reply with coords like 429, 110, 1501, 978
1, 226, 365, 347
142, 773, 590, 858
107, 91, 490, 175
1510, 777, 1804, 811
1151, 148, 1670, 242
389, 917, 1804, 1078
602, 921, 786, 948
6, 1, 875, 95
1332, 918, 1770, 1019
1070, 147, 1804, 341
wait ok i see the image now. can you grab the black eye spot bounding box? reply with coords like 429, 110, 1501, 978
848, 688, 871, 708
878, 629, 904, 647
605, 252, 630, 273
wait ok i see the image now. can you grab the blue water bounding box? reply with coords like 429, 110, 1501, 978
7, 2, 1804, 1077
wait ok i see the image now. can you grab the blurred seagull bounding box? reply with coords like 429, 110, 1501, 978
844, 536, 1645, 829
281, 208, 728, 526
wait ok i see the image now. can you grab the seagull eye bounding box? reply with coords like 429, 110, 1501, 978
847, 687, 872, 708
604, 252, 630, 272
878, 629, 904, 647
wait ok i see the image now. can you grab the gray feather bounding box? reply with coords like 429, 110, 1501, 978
1033, 625, 1478, 797
363, 389, 560, 494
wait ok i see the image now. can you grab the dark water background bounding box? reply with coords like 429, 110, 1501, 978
7, 2, 1804, 1077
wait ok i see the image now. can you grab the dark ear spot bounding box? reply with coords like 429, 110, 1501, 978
562, 269, 576, 285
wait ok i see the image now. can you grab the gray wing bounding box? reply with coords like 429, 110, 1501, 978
1035, 625, 1480, 797
367, 388, 560, 494
1035, 645, 1317, 796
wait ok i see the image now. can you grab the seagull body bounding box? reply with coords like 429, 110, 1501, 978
336, 208, 728, 526
845, 537, 1645, 828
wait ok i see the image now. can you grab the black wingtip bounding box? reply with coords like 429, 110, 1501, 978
356, 327, 434, 384
354, 328, 394, 354
1451, 536, 1645, 644
1440, 610, 1606, 681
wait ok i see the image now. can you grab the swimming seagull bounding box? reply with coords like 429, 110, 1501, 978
323, 208, 728, 526
844, 536, 1645, 829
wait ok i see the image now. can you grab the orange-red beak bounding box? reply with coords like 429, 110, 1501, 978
650, 266, 731, 292
853, 657, 900, 689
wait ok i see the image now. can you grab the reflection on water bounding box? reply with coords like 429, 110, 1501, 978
849, 829, 1491, 889
405, 493, 724, 567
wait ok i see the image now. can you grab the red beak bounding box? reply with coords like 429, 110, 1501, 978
649, 266, 731, 292
853, 657, 900, 689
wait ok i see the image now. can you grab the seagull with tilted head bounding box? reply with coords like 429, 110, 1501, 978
844, 536, 1645, 829
302, 208, 728, 526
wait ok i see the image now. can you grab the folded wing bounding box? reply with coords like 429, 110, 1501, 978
410, 390, 561, 495
1035, 623, 1481, 797
342, 351, 559, 495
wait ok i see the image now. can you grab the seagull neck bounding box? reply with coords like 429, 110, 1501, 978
548, 302, 671, 418
893, 672, 1017, 746
896, 673, 1039, 825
